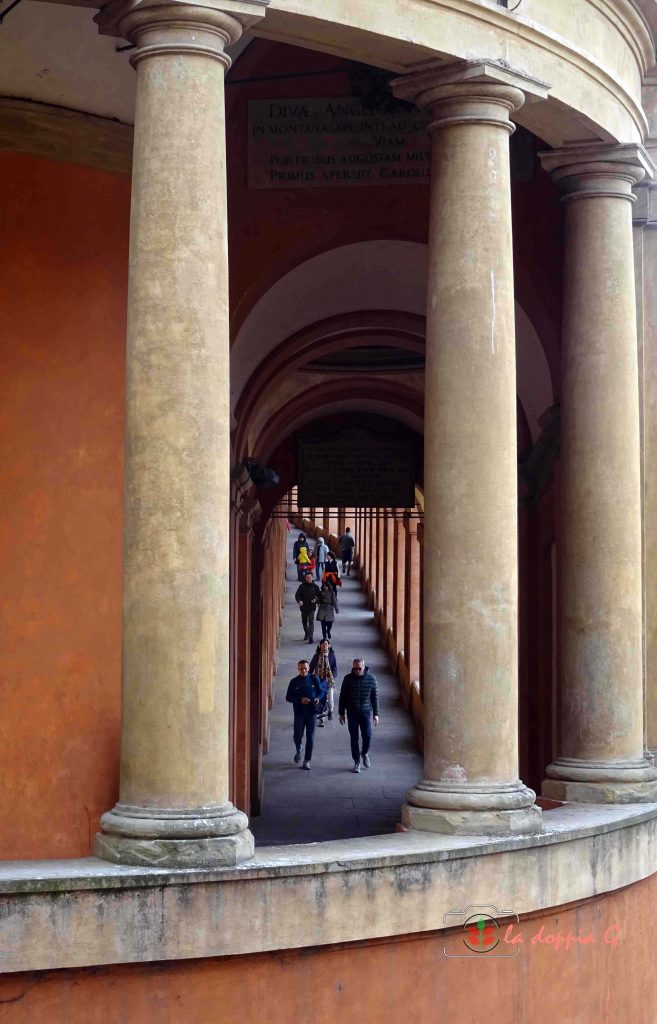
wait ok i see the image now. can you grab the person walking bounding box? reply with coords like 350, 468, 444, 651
314, 536, 328, 581
338, 658, 379, 772
316, 580, 339, 640
293, 532, 307, 562
338, 527, 355, 576
310, 638, 338, 725
293, 532, 308, 581
295, 541, 314, 581
295, 571, 321, 643
285, 659, 325, 770
322, 551, 342, 593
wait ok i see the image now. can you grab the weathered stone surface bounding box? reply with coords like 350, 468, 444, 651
401, 803, 543, 836
93, 830, 255, 868
541, 144, 657, 802
393, 62, 541, 834
543, 780, 657, 804
2, 803, 657, 972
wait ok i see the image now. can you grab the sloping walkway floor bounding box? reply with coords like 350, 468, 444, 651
250, 531, 423, 846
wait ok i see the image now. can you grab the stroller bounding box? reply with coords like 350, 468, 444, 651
316, 685, 331, 727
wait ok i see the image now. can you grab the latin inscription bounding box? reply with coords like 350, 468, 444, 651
248, 97, 430, 189
297, 431, 416, 507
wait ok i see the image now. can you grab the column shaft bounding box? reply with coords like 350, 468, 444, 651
93, 1, 266, 866
402, 516, 420, 694
541, 144, 657, 802
393, 61, 544, 834
391, 513, 406, 666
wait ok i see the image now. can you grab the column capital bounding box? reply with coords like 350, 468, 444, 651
392, 59, 549, 134
540, 142, 654, 202
96, 0, 269, 67
633, 180, 657, 225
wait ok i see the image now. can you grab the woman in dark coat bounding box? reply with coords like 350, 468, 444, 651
316, 580, 339, 640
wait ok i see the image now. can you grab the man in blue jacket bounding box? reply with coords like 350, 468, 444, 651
338, 658, 380, 773
285, 659, 325, 770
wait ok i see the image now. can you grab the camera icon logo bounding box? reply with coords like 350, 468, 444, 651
443, 904, 520, 958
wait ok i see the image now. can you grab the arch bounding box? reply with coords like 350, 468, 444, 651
233, 310, 425, 460
255, 380, 425, 465
232, 241, 554, 444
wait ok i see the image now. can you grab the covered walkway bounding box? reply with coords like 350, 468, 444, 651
250, 531, 423, 846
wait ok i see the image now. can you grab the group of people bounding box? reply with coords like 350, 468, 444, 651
287, 526, 378, 773
292, 529, 356, 644
293, 529, 356, 581
286, 649, 379, 773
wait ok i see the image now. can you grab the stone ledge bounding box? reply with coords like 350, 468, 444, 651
1, 803, 656, 971
1, 802, 654, 894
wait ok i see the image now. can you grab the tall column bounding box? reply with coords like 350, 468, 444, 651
382, 511, 395, 637
633, 182, 657, 760
391, 512, 406, 665
418, 523, 425, 701
394, 60, 546, 834
369, 511, 377, 601
366, 510, 374, 593
402, 515, 420, 693
93, 0, 268, 867
233, 504, 258, 813
540, 144, 657, 802
375, 511, 385, 613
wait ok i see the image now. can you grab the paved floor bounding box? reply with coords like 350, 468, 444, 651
250, 532, 423, 846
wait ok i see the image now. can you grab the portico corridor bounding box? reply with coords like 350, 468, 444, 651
250, 529, 423, 846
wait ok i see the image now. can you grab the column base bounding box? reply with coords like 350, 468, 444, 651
543, 757, 657, 804
93, 801, 254, 867
401, 779, 542, 836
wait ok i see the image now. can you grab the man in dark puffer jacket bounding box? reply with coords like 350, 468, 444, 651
338, 658, 380, 773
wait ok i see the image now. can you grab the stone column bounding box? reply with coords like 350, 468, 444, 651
418, 523, 425, 702
540, 144, 657, 802
382, 511, 395, 637
369, 510, 379, 608
93, 0, 268, 866
370, 512, 380, 614
633, 182, 657, 760
233, 496, 260, 813
402, 515, 420, 696
391, 512, 406, 666
394, 60, 546, 834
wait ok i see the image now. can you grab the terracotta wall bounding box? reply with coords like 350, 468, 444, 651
0, 152, 129, 859
0, 876, 653, 1022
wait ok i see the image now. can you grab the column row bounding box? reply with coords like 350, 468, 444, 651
393, 61, 657, 833
93, 5, 657, 868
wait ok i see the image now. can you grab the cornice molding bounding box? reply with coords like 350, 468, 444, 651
96, 0, 269, 39
540, 140, 654, 190
401, 0, 651, 141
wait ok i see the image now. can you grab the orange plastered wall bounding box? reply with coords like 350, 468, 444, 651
0, 878, 653, 1023
0, 152, 129, 859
